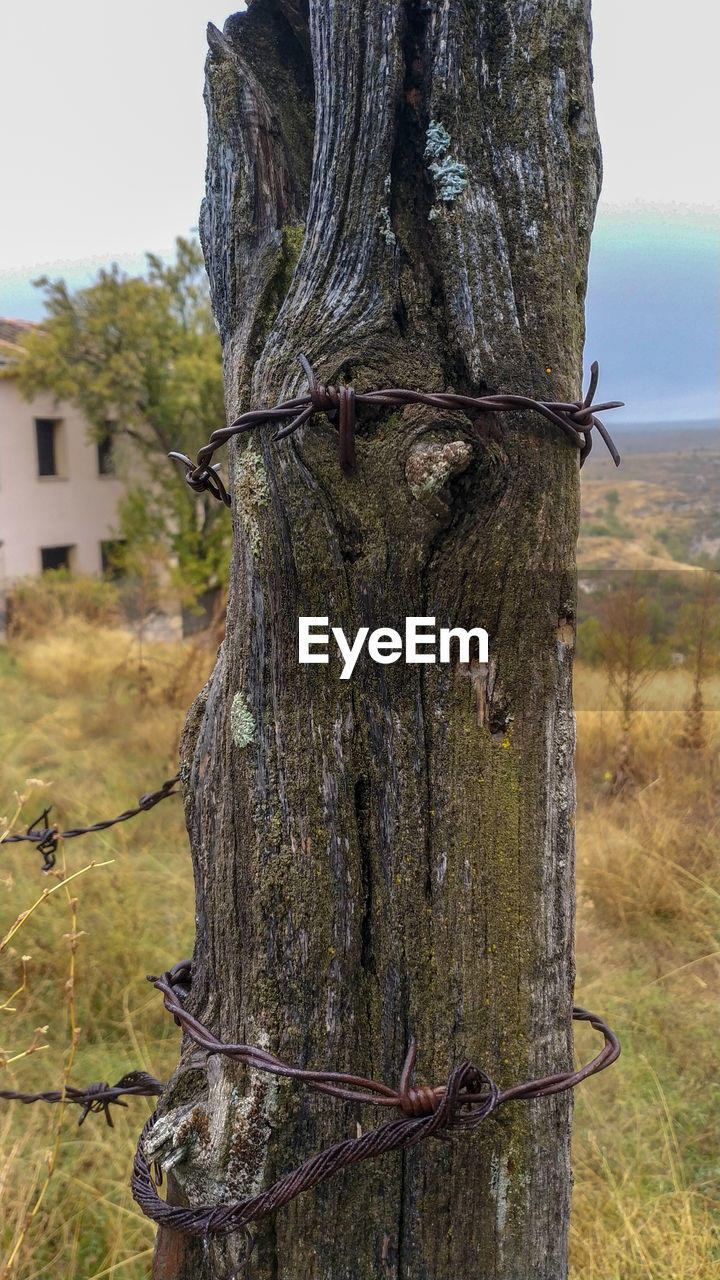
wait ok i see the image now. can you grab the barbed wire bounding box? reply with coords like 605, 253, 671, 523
0, 1070, 164, 1127
170, 356, 622, 504
1, 775, 181, 871
0, 955, 620, 1253
129, 964, 620, 1241
2, 355, 626, 1266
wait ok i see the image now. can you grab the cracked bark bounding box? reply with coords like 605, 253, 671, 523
151, 2, 601, 1277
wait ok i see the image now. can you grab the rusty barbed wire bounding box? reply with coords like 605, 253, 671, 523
1, 775, 181, 872
130, 964, 620, 1240
0, 956, 620, 1251
0, 1070, 164, 1126
170, 356, 623, 504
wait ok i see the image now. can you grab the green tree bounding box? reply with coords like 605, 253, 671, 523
12, 236, 230, 605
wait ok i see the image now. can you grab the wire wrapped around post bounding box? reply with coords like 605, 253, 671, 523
170, 356, 623, 505
130, 967, 620, 1242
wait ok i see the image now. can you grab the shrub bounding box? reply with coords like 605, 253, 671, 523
4, 571, 121, 640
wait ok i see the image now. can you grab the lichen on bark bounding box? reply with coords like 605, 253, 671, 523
230, 691, 255, 748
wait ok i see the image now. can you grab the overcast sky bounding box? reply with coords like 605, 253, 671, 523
0, 0, 717, 422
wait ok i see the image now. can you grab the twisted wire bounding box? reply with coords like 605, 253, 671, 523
129, 965, 619, 1239
170, 356, 622, 504
1, 775, 181, 871
0, 1070, 164, 1127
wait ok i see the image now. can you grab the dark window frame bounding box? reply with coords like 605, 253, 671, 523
40, 545, 73, 572
100, 538, 126, 578
35, 418, 60, 476
97, 423, 116, 476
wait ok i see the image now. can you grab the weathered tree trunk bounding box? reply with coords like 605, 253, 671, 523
149, 2, 600, 1276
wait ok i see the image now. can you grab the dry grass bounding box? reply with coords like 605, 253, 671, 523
0, 626, 213, 1279
569, 668, 719, 1279
578, 450, 719, 570
5, 573, 122, 641
1, 620, 718, 1277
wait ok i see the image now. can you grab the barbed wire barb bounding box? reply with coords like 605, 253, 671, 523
0, 1071, 164, 1126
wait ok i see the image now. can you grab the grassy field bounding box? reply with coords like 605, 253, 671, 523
570, 671, 719, 1279
0, 624, 210, 1279
1, 616, 718, 1277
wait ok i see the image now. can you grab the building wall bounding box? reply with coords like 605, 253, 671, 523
0, 377, 125, 579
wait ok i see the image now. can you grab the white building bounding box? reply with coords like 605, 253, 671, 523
0, 318, 126, 580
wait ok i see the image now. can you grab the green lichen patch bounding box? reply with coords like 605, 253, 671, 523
231, 692, 255, 749
281, 222, 305, 268
233, 447, 270, 557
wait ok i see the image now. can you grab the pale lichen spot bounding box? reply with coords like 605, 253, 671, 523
424, 120, 468, 211
379, 175, 396, 246
424, 120, 452, 161
230, 692, 255, 749
379, 206, 396, 246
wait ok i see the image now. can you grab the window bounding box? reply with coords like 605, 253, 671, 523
100, 539, 126, 578
97, 423, 116, 475
36, 419, 62, 476
40, 545, 74, 572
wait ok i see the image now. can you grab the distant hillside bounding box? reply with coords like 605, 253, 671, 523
596, 423, 718, 457
579, 431, 720, 570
